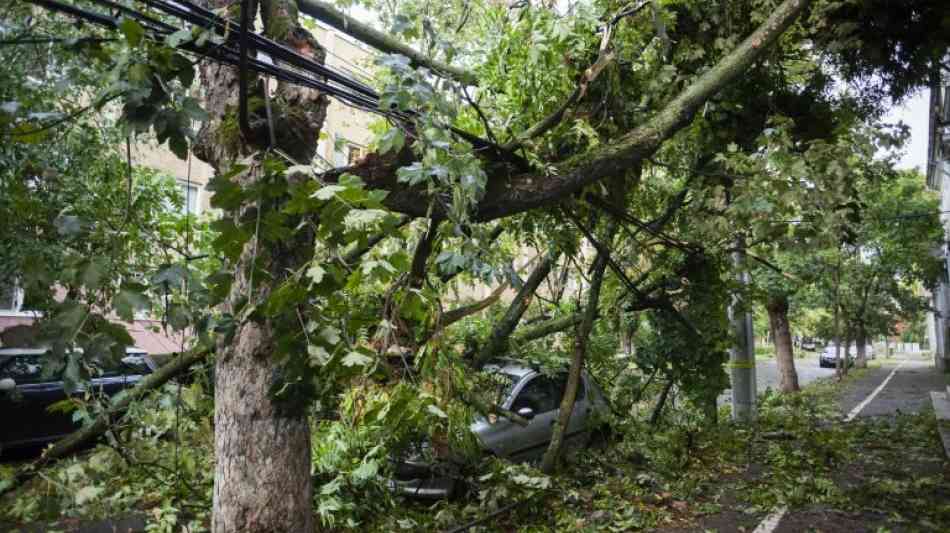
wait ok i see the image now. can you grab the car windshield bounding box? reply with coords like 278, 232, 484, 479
472, 369, 517, 408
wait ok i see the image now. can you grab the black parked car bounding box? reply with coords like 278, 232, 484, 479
0, 347, 155, 453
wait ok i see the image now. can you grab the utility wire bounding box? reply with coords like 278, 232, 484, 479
765, 209, 950, 226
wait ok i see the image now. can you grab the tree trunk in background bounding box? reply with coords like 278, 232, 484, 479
838, 335, 852, 377
855, 325, 868, 368
193, 1, 329, 530
766, 294, 799, 393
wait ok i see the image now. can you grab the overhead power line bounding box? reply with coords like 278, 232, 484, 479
770, 209, 950, 226
24, 0, 405, 119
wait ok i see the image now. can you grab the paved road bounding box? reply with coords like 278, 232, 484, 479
837, 356, 944, 417
718, 356, 835, 405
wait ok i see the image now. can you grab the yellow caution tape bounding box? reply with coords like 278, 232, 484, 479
727, 360, 756, 369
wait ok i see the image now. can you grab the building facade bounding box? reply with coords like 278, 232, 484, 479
926, 68, 950, 371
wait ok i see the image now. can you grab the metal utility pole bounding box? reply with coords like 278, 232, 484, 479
729, 235, 756, 422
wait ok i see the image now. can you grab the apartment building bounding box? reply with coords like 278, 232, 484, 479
925, 67, 950, 372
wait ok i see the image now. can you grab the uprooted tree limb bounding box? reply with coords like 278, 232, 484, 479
297, 0, 478, 85
322, 0, 811, 222
473, 250, 560, 366
541, 177, 624, 474
0, 347, 210, 497
433, 282, 508, 334
512, 312, 584, 344
409, 218, 441, 288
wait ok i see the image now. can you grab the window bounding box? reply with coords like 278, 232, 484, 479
0, 278, 24, 314
333, 141, 366, 167
511, 375, 559, 413
551, 374, 584, 401
178, 181, 200, 215
0, 354, 49, 384
346, 144, 366, 165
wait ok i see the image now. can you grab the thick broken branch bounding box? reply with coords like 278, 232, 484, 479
473, 250, 559, 366
512, 312, 584, 343
327, 0, 810, 222
1, 347, 210, 496
409, 218, 440, 288
297, 0, 477, 85
440, 283, 508, 327
541, 177, 623, 473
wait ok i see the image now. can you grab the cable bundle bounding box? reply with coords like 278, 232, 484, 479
26, 0, 406, 119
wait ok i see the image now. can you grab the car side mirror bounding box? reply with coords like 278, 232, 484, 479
516, 407, 535, 420
0, 378, 15, 392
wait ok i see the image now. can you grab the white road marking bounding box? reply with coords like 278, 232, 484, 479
752, 506, 787, 533
751, 361, 909, 533
844, 360, 906, 422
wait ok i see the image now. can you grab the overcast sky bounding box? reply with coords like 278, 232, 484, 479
884, 89, 930, 173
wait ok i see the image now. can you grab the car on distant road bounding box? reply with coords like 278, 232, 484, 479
819, 344, 872, 368
0, 347, 156, 453
390, 359, 610, 499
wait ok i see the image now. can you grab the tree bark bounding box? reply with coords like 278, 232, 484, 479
473, 251, 559, 366
193, 1, 329, 531
540, 241, 610, 473
649, 379, 674, 426
766, 293, 799, 393
855, 324, 868, 369
511, 312, 584, 344
540, 176, 624, 473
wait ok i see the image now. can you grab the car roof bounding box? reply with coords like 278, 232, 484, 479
0, 347, 148, 356
482, 358, 537, 380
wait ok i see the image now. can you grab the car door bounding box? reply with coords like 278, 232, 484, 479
504, 373, 561, 461
0, 353, 69, 447
552, 374, 590, 450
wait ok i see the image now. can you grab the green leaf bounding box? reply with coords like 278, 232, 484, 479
341, 351, 373, 367
181, 97, 209, 122
119, 18, 145, 47
308, 344, 330, 366
377, 127, 405, 154
165, 28, 193, 48
75, 485, 104, 505
168, 133, 189, 160
426, 404, 448, 419
312, 185, 346, 200
114, 284, 149, 321
306, 263, 326, 284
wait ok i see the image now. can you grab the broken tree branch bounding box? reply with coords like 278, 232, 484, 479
327, 0, 810, 222
297, 0, 477, 85
473, 249, 559, 366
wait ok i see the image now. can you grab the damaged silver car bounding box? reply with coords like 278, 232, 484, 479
390, 359, 610, 499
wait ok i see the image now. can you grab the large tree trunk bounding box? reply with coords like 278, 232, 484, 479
837, 334, 852, 377
193, 1, 329, 531
766, 293, 799, 393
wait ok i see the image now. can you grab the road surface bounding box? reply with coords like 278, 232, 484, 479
718, 355, 834, 405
